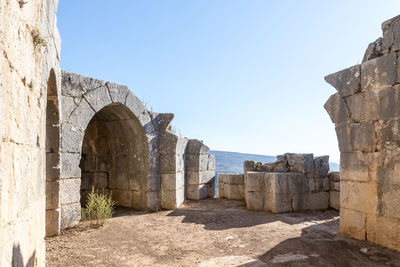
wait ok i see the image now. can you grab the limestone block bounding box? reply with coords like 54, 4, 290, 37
61, 71, 106, 97
245, 191, 264, 211
382, 15, 400, 52
285, 153, 314, 174
335, 122, 376, 153
314, 155, 329, 177
265, 191, 292, 213
106, 82, 129, 104
328, 171, 340, 182
223, 174, 244, 185
207, 154, 216, 171
377, 85, 400, 120
81, 172, 108, 190
370, 215, 400, 251
187, 183, 214, 200
159, 133, 178, 155
46, 152, 60, 181
60, 178, 81, 205
324, 93, 350, 125
61, 95, 77, 121
155, 113, 174, 132
380, 184, 400, 219
46, 209, 60, 237
243, 160, 255, 172
361, 53, 396, 91
187, 171, 215, 186
340, 180, 378, 215
287, 173, 308, 194
186, 139, 209, 155
61, 203, 81, 229
46, 181, 60, 210
146, 191, 159, 211
363, 38, 383, 62
340, 208, 367, 240
111, 190, 133, 207
176, 186, 185, 207
324, 64, 361, 97
160, 173, 177, 191
223, 184, 244, 200
340, 152, 371, 182
245, 172, 265, 192
330, 191, 340, 210
304, 192, 329, 210
160, 154, 177, 174
83, 86, 112, 112
68, 98, 95, 131
376, 119, 400, 150
330, 180, 340, 191
346, 91, 379, 122
218, 183, 224, 198
60, 122, 83, 153
185, 154, 199, 171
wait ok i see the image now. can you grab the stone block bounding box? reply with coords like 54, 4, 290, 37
245, 191, 264, 211
106, 82, 129, 104
314, 155, 329, 177
60, 178, 81, 205
287, 173, 308, 194
340, 152, 371, 182
61, 71, 106, 97
186, 139, 209, 155
265, 191, 292, 213
207, 154, 216, 171
187, 183, 214, 200
187, 170, 215, 185
46, 152, 60, 181
382, 15, 400, 52
329, 172, 340, 182
46, 181, 60, 210
380, 184, 400, 219
330, 180, 340, 191
185, 154, 199, 172
160, 173, 177, 191
60, 152, 81, 178
160, 154, 177, 173
324, 64, 361, 97
335, 122, 376, 153
243, 160, 255, 172
340, 208, 366, 240
324, 93, 350, 125
68, 98, 95, 131
224, 184, 244, 200
46, 209, 60, 237
363, 37, 383, 62
361, 53, 396, 91
346, 91, 379, 122
224, 174, 244, 185
340, 180, 378, 215
305, 192, 329, 210
61, 95, 77, 121
81, 172, 108, 190
285, 153, 314, 174
245, 172, 265, 192
111, 190, 133, 207
61, 203, 81, 229
370, 216, 400, 251
60, 122, 83, 153
83, 86, 112, 112
377, 85, 400, 120
330, 191, 340, 210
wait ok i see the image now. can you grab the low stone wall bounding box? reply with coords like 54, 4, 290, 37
244, 153, 331, 213
329, 172, 340, 210
218, 174, 245, 200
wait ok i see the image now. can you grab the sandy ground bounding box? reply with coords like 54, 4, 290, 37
46, 199, 400, 267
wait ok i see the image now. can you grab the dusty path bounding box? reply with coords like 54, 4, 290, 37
46, 199, 400, 266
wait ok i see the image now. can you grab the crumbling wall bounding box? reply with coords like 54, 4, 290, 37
0, 0, 61, 265
185, 140, 215, 200
324, 14, 400, 251
243, 153, 331, 213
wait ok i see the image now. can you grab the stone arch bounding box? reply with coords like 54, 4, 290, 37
45, 69, 61, 236
80, 103, 149, 210
59, 71, 159, 229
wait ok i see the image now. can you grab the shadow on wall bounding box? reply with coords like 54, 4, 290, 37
241, 220, 400, 267
12, 244, 36, 267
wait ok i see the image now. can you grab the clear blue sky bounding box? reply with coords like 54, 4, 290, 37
58, 1, 400, 162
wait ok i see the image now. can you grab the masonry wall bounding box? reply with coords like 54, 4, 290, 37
324, 14, 400, 251
0, 0, 61, 265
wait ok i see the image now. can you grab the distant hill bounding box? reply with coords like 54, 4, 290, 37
209, 150, 339, 174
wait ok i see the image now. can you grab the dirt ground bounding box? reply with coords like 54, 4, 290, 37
46, 199, 400, 267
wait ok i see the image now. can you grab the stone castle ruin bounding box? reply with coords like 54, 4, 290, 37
218, 154, 340, 212
1, 0, 400, 265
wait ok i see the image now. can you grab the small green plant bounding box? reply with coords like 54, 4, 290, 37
81, 187, 116, 226
31, 28, 47, 48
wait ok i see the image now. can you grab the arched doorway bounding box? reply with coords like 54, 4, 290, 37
80, 103, 149, 209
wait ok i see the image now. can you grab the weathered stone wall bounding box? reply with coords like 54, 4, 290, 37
329, 172, 340, 210
218, 174, 245, 200
0, 0, 61, 265
185, 140, 216, 200
324, 14, 400, 251
243, 153, 331, 213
